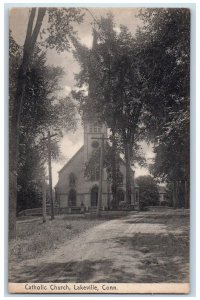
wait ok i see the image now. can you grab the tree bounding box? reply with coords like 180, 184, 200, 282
73, 14, 147, 205
149, 130, 189, 208
10, 34, 77, 212
136, 175, 159, 209
136, 9, 190, 208
9, 8, 84, 239
84, 143, 124, 183
17, 144, 45, 212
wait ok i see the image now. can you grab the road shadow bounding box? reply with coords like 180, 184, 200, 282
114, 233, 189, 283
125, 214, 190, 232
9, 259, 114, 283
9, 257, 140, 283
9, 213, 190, 284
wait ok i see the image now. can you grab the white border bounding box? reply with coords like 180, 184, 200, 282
1, 1, 199, 299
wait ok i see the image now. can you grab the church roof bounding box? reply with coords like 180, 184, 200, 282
58, 145, 84, 174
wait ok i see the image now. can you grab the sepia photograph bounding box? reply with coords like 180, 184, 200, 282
8, 6, 190, 294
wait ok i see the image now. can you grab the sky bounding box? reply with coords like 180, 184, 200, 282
9, 7, 154, 187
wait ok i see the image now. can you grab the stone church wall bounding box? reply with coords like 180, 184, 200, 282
56, 147, 111, 209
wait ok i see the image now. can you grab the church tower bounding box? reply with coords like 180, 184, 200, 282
83, 28, 107, 164
83, 121, 107, 164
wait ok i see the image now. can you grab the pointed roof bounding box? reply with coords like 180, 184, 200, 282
56, 143, 138, 188
58, 145, 84, 174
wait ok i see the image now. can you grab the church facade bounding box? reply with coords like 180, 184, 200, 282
55, 121, 139, 212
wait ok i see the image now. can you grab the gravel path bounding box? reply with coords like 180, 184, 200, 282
9, 210, 189, 283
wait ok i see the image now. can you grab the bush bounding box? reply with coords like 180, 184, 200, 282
118, 201, 134, 211
136, 175, 159, 208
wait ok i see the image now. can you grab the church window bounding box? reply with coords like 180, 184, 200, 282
118, 171, 124, 186
89, 124, 102, 133
69, 173, 76, 187
90, 163, 100, 181
91, 140, 99, 149
91, 186, 98, 206
68, 189, 76, 207
135, 190, 139, 203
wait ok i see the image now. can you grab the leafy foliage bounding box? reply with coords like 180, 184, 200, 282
10, 34, 77, 211
73, 15, 147, 150
84, 143, 124, 186
136, 176, 159, 209
9, 7, 85, 238
137, 9, 190, 185
72, 14, 148, 203
43, 8, 84, 53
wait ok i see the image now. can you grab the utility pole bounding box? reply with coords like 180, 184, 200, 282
92, 135, 108, 217
125, 144, 132, 204
42, 176, 47, 223
47, 131, 54, 220
97, 134, 104, 217
41, 131, 57, 220
131, 169, 135, 206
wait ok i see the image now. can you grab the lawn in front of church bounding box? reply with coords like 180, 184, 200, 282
9, 215, 104, 265
9, 211, 129, 265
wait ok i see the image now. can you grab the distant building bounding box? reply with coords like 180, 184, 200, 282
55, 121, 139, 212
158, 186, 168, 206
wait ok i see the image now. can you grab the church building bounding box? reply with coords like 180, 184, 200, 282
55, 121, 139, 212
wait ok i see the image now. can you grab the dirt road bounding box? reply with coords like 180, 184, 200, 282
9, 209, 189, 283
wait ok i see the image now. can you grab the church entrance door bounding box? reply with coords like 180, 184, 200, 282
68, 189, 76, 207
91, 186, 98, 207
116, 189, 125, 206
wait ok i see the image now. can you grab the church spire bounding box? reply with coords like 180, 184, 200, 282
86, 26, 98, 118
83, 25, 107, 163
92, 26, 98, 49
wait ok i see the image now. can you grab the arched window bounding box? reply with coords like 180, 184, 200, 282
135, 190, 139, 203
68, 189, 76, 207
90, 164, 99, 181
91, 140, 99, 149
91, 186, 98, 206
69, 173, 76, 187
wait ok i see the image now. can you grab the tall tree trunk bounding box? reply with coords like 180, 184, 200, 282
175, 180, 179, 208
130, 139, 135, 206
184, 162, 189, 209
131, 169, 135, 206
111, 129, 117, 208
125, 143, 131, 204
184, 180, 189, 209
9, 125, 18, 239
9, 8, 46, 240
172, 181, 177, 209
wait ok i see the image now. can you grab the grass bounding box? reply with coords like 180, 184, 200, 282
9, 215, 106, 263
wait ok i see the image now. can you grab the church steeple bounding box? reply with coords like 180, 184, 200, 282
83, 26, 107, 163
92, 27, 98, 49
